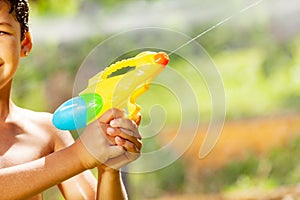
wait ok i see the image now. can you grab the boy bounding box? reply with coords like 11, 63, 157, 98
0, 0, 142, 199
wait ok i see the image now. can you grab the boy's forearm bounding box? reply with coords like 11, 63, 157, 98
97, 167, 127, 200
0, 141, 87, 200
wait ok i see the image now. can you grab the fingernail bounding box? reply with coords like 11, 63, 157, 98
107, 127, 115, 135
110, 120, 117, 127
115, 137, 123, 145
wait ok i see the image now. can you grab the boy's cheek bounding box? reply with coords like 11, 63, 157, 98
8, 40, 22, 63
0, 43, 21, 84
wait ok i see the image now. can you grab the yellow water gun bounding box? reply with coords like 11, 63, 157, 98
52, 51, 169, 130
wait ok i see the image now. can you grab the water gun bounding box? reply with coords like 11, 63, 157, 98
52, 51, 169, 130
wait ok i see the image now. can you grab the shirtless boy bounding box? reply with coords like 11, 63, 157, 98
0, 0, 142, 199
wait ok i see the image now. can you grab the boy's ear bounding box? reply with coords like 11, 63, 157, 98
20, 32, 33, 57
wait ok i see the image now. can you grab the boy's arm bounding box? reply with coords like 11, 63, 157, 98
97, 167, 127, 200
96, 147, 141, 200
95, 109, 142, 200
0, 139, 88, 200
57, 170, 97, 199
56, 108, 142, 200
52, 128, 98, 199
0, 114, 125, 200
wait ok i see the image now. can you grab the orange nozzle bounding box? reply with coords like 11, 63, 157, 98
154, 52, 169, 66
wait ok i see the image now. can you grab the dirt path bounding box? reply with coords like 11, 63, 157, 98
155, 113, 300, 199
160, 113, 300, 171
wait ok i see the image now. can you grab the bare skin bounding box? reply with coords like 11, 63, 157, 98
0, 102, 96, 200
0, 1, 142, 199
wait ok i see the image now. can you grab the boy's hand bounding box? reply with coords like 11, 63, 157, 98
74, 108, 142, 170
100, 109, 142, 170
73, 109, 123, 169
104, 116, 142, 170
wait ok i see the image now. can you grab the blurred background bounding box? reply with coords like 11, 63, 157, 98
13, 0, 300, 199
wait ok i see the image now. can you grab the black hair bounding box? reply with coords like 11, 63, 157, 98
7, 0, 29, 40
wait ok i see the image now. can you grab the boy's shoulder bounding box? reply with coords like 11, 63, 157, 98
17, 106, 56, 131
16, 106, 75, 151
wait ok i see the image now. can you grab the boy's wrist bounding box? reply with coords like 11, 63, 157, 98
71, 139, 99, 170
97, 165, 120, 175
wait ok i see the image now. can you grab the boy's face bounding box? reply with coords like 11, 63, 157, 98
0, 1, 28, 90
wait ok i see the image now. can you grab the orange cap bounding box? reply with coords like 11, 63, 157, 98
154, 52, 169, 66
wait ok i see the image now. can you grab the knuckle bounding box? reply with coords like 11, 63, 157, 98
126, 141, 135, 149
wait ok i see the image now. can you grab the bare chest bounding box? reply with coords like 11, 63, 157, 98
0, 126, 53, 168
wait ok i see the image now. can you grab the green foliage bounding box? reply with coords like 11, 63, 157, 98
13, 37, 102, 111
29, 0, 136, 16
128, 160, 186, 200
30, 0, 82, 16
43, 187, 64, 200
213, 39, 300, 119
267, 137, 300, 185
129, 134, 300, 197
219, 154, 260, 187
89, 0, 134, 8
261, 43, 294, 77
213, 135, 300, 194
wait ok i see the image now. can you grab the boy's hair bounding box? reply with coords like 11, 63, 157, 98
7, 0, 29, 40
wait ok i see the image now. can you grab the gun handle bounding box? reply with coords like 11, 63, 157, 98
128, 83, 150, 121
